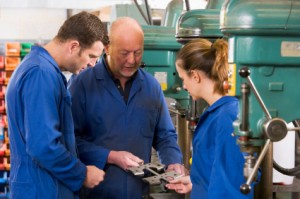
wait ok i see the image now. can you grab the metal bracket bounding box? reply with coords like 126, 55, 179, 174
127, 163, 183, 185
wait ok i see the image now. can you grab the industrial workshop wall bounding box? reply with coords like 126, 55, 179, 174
0, 8, 66, 40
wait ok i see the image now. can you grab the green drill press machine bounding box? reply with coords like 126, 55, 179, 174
134, 0, 300, 198
175, 0, 300, 198
220, 0, 300, 198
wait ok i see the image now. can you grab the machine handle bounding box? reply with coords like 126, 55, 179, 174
239, 67, 272, 120
240, 139, 271, 194
239, 67, 273, 194
288, 126, 300, 131
240, 83, 250, 132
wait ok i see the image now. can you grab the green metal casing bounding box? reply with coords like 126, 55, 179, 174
175, 2, 223, 43
142, 25, 189, 108
221, 0, 300, 146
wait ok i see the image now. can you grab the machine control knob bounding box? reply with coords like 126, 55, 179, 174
263, 118, 288, 142
240, 184, 251, 194
239, 67, 250, 78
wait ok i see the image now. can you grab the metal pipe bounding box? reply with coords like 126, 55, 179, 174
132, 0, 150, 25
144, 0, 153, 25
247, 139, 271, 186
240, 83, 250, 132
185, 0, 190, 11
254, 142, 273, 199
176, 115, 192, 169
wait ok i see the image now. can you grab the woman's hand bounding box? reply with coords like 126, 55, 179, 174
165, 175, 192, 194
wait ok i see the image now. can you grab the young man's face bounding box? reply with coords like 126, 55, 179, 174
70, 41, 104, 74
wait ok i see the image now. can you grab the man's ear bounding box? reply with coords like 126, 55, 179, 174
104, 44, 110, 55
69, 40, 80, 54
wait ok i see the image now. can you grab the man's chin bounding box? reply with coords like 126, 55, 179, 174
122, 70, 136, 78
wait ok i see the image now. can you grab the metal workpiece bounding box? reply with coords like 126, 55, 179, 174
150, 193, 186, 199
127, 163, 183, 185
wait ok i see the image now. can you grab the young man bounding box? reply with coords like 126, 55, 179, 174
6, 11, 109, 199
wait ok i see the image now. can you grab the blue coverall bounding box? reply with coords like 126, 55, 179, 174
190, 96, 253, 199
6, 46, 86, 199
69, 56, 183, 199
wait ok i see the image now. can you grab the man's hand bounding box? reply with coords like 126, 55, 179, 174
165, 175, 192, 194
107, 151, 144, 170
83, 165, 105, 188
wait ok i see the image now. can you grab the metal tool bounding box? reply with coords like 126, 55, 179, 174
127, 163, 183, 185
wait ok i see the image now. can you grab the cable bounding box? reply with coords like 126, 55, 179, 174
132, 0, 150, 25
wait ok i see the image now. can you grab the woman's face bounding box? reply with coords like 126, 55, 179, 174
176, 61, 200, 100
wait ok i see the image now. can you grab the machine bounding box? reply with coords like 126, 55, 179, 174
128, 0, 300, 198
140, 0, 195, 172
174, 0, 224, 169
220, 0, 300, 198
175, 0, 300, 198
140, 0, 223, 174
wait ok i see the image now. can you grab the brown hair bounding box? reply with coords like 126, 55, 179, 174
55, 11, 109, 50
176, 38, 228, 95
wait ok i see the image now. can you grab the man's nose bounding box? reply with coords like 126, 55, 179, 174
127, 52, 136, 64
88, 58, 97, 67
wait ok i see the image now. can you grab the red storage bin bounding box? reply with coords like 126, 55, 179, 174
0, 56, 4, 69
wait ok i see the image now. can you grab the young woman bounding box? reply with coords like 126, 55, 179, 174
166, 39, 253, 199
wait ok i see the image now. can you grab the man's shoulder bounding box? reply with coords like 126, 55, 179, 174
76, 66, 95, 80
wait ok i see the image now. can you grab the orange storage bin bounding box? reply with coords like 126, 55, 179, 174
5, 70, 13, 85
5, 56, 20, 71
5, 42, 20, 57
4, 129, 9, 144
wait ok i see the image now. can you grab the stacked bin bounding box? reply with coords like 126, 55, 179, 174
0, 42, 32, 198
0, 42, 21, 199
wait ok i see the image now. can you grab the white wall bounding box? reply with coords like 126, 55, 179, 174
0, 0, 207, 40
0, 8, 67, 40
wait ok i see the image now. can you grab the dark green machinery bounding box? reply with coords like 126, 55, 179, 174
140, 0, 194, 175
221, 0, 300, 198
176, 0, 223, 43
173, 0, 225, 171
174, 0, 300, 198
132, 0, 300, 197
142, 26, 189, 109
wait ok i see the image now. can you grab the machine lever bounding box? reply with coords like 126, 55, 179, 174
288, 126, 300, 131
239, 67, 274, 194
168, 108, 185, 117
240, 83, 250, 132
239, 67, 272, 120
240, 139, 271, 194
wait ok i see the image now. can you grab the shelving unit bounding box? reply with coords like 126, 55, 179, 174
0, 41, 33, 199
